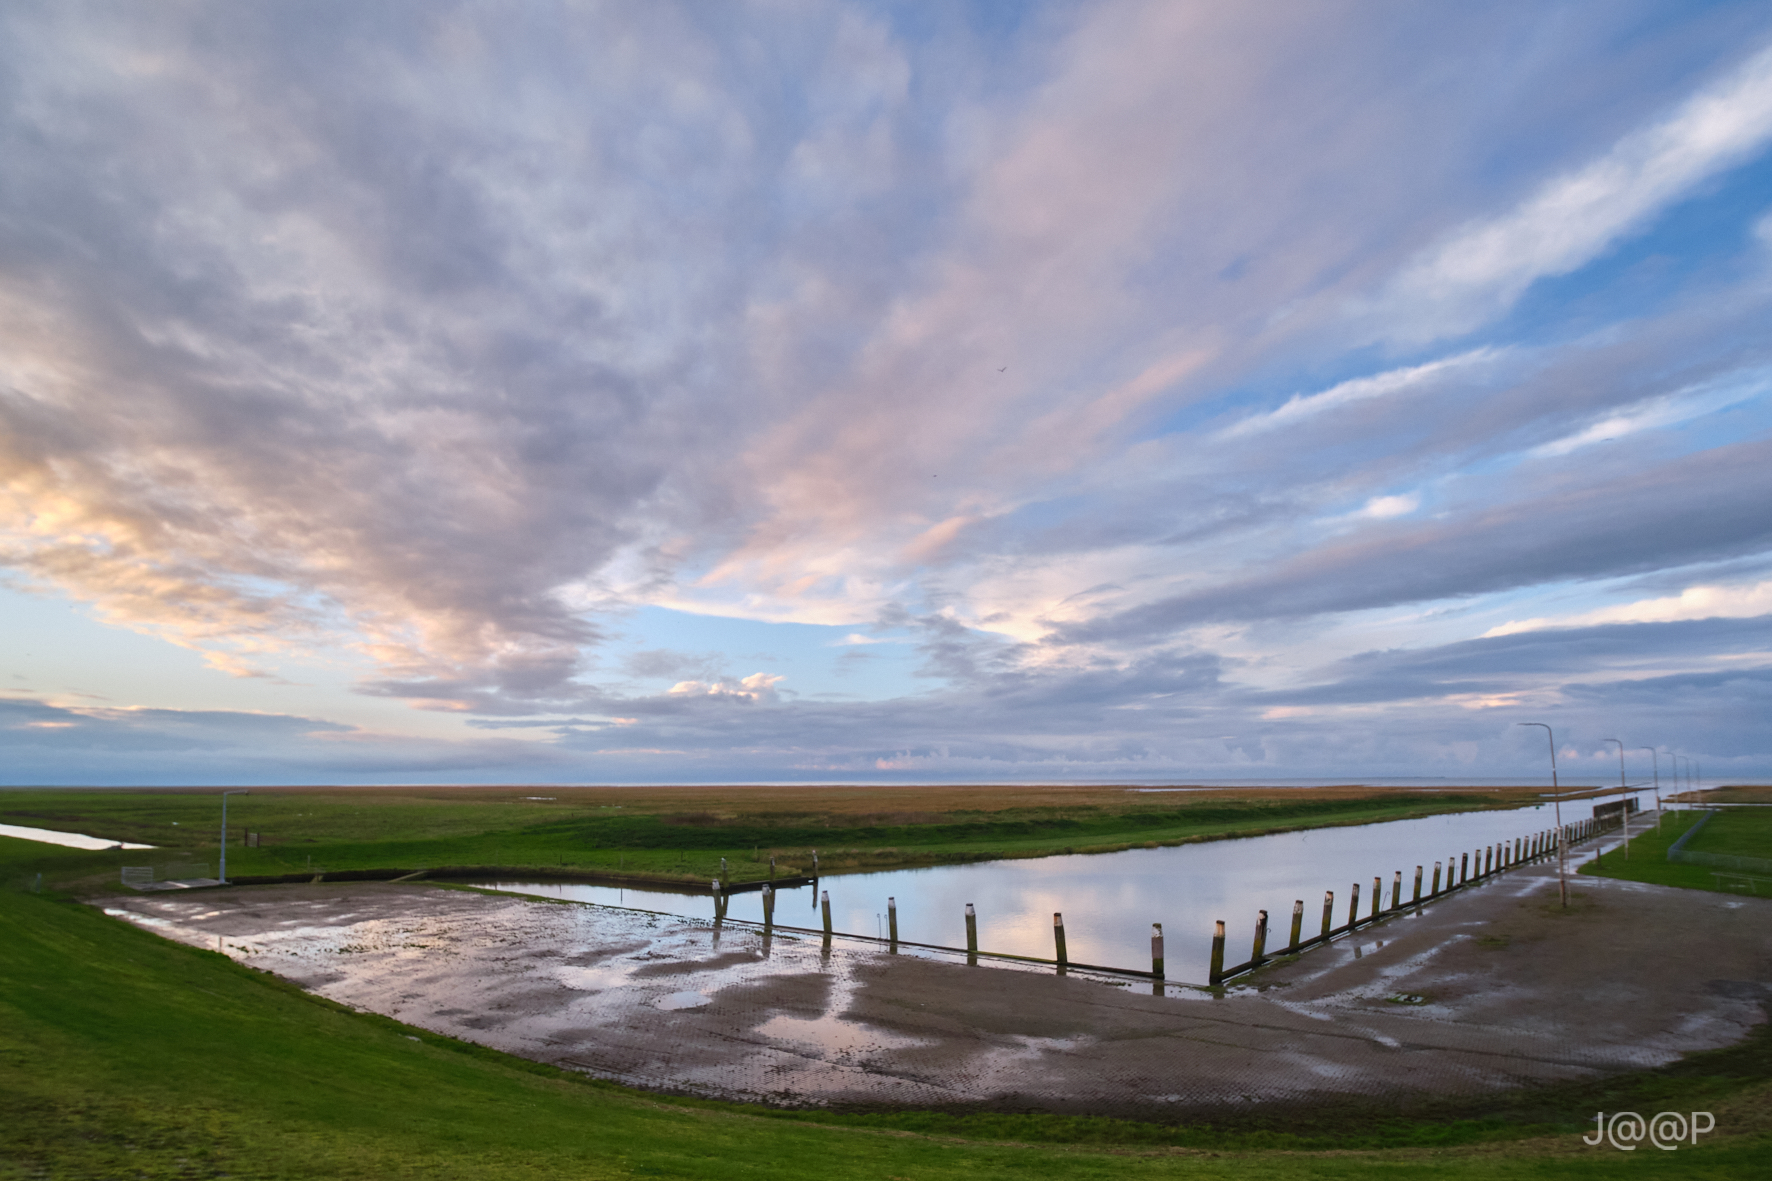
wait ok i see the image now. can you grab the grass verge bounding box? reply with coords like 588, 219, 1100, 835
1582, 808, 1772, 894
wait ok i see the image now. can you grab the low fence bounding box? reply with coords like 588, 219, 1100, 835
1657, 809, 1772, 872
1665, 810, 1715, 858
1670, 848, 1772, 874
120, 862, 212, 889
1208, 810, 1627, 985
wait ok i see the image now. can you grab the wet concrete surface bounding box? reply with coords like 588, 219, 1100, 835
101, 860, 1772, 1118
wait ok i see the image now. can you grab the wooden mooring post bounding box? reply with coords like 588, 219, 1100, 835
820, 889, 832, 948
1053, 912, 1068, 971
1151, 923, 1164, 980
964, 903, 978, 965
1201, 822, 1556, 987
887, 896, 898, 951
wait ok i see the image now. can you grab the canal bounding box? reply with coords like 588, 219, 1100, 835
476, 794, 1642, 982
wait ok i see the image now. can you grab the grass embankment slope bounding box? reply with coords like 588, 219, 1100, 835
3, 782, 1557, 890
4, 834, 1770, 1179
1583, 794, 1772, 894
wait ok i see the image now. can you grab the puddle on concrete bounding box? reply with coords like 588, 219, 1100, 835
655, 990, 712, 1011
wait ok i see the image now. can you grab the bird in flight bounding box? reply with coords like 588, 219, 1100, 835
997, 366, 1007, 372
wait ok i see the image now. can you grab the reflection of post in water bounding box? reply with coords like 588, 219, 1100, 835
887, 896, 898, 952
964, 903, 978, 966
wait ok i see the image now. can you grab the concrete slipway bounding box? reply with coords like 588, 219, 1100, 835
101, 860, 1771, 1120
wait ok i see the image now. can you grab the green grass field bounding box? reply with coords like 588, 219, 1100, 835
0, 785, 1542, 890
3, 818, 1770, 1178
1582, 807, 1772, 894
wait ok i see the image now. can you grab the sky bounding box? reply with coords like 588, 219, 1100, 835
3, 0, 1771, 787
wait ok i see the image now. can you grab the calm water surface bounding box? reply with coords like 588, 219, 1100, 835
478, 796, 1644, 982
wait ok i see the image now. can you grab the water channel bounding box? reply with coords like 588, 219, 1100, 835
476, 794, 1648, 982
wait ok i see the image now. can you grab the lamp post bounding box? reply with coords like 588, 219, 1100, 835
1603, 738, 1627, 859
1520, 722, 1567, 908
1637, 747, 1661, 832
219, 790, 249, 884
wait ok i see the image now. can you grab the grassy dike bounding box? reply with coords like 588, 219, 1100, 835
2, 784, 1551, 890
4, 852, 1771, 1178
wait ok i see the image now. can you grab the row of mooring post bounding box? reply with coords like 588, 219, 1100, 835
706, 813, 1627, 987
709, 887, 1173, 985
1206, 819, 1606, 986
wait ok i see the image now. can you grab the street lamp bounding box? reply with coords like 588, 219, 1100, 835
219, 790, 249, 884
1637, 747, 1661, 832
1602, 738, 1628, 859
1519, 722, 1568, 908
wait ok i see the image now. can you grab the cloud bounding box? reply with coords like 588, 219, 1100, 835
1219, 349, 1502, 439
666, 672, 785, 703
1529, 365, 1772, 457
1376, 37, 1772, 340
1484, 579, 1772, 636
1057, 435, 1772, 643
4, 3, 1772, 782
